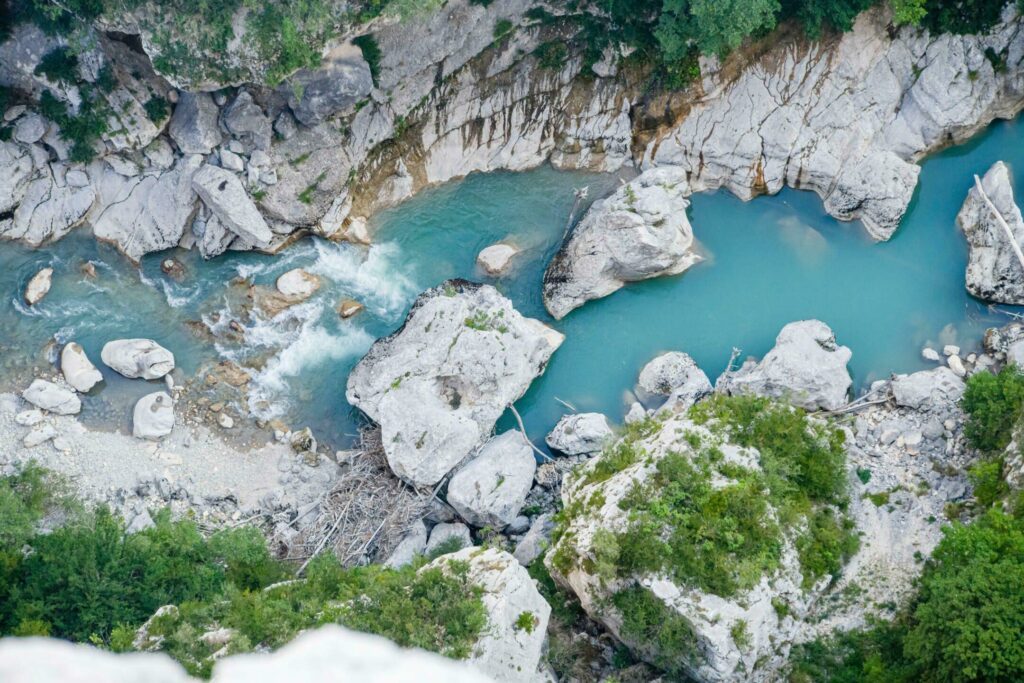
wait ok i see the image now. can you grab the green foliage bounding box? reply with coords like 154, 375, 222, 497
514, 610, 537, 633
781, 0, 876, 38
789, 619, 916, 683
921, 0, 1007, 35
795, 509, 859, 589
35, 46, 80, 84
493, 18, 513, 40
892, 0, 928, 24
352, 34, 382, 87
661, 0, 780, 58
612, 586, 695, 676
38, 88, 110, 163
143, 95, 169, 122
968, 457, 1009, 508
247, 0, 334, 86
961, 365, 1024, 452
535, 41, 568, 70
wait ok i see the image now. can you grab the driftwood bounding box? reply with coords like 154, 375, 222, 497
975, 174, 1024, 274
507, 403, 553, 462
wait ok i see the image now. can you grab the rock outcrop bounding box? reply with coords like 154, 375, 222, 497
891, 367, 966, 411
717, 320, 852, 411
446, 431, 536, 529
168, 92, 222, 154
543, 167, 700, 319
60, 343, 103, 393
191, 165, 273, 248
476, 243, 519, 276
637, 351, 713, 411
545, 413, 614, 456
101, 339, 176, 380
957, 160, 1024, 303
22, 379, 81, 415
427, 547, 550, 682
346, 280, 563, 487
133, 392, 175, 440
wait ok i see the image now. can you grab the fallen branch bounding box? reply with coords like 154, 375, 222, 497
975, 174, 1024, 274
554, 396, 577, 412
507, 403, 553, 462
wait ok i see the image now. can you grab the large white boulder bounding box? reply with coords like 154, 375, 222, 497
133, 392, 175, 440
168, 92, 222, 154
891, 367, 966, 411
543, 167, 700, 319
275, 269, 321, 300
23, 266, 52, 305
476, 243, 519, 276
22, 379, 81, 415
101, 339, 175, 380
447, 431, 536, 529
60, 342, 103, 393
956, 161, 1024, 304
717, 320, 852, 411
637, 351, 712, 410
192, 164, 273, 247
427, 548, 550, 682
346, 281, 563, 487
545, 413, 614, 455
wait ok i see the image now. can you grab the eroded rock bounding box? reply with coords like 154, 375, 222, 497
61, 342, 103, 392
23, 379, 81, 415
101, 339, 175, 380
957, 161, 1024, 304
446, 431, 536, 528
133, 391, 174, 440
545, 413, 614, 456
24, 266, 52, 305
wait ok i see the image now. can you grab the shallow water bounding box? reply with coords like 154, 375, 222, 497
3, 118, 1024, 451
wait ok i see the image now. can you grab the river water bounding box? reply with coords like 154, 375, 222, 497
3, 117, 1024, 451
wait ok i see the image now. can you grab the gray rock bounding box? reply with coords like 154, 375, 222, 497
61, 342, 103, 392
891, 367, 966, 411
637, 351, 712, 410
543, 167, 700, 319
15, 409, 43, 426
4, 170, 94, 246
276, 268, 320, 300
476, 243, 519, 276
13, 113, 46, 144
447, 431, 536, 528
23, 379, 80, 415
545, 413, 613, 455
921, 347, 941, 362
274, 111, 298, 140
23, 424, 58, 448
424, 522, 473, 556
624, 401, 646, 424
101, 339, 175, 380
948, 354, 967, 377
513, 513, 555, 567
219, 148, 245, 172
957, 161, 1024, 304
133, 392, 174, 440
168, 91, 222, 154
192, 164, 273, 247
24, 266, 52, 305
221, 91, 272, 151
506, 515, 530, 535
346, 281, 563, 487
284, 42, 373, 126
194, 214, 234, 260
717, 320, 852, 411
383, 519, 428, 569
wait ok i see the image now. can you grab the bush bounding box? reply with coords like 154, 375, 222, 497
961, 365, 1024, 453
143, 95, 169, 122
34, 46, 79, 84
968, 457, 1009, 508
612, 586, 695, 676
352, 34, 381, 86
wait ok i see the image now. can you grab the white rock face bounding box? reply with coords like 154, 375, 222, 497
23, 266, 52, 305
447, 431, 536, 528
384, 519, 429, 569
2, 165, 94, 246
543, 167, 700, 319
0, 625, 491, 683
61, 342, 103, 392
647, 8, 1024, 240
346, 281, 563, 487
717, 320, 852, 411
513, 513, 555, 567
133, 392, 175, 440
192, 164, 273, 248
23, 379, 81, 415
637, 351, 712, 410
957, 161, 1024, 303
169, 92, 222, 154
476, 243, 519, 276
424, 522, 473, 556
891, 367, 967, 411
545, 413, 614, 455
101, 339, 176, 380
427, 547, 550, 682
275, 268, 321, 300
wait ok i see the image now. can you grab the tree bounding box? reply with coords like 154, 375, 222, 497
657, 0, 780, 59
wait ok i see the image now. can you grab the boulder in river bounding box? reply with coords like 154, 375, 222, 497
275, 269, 321, 300
22, 379, 80, 415
637, 351, 712, 411
101, 339, 176, 380
192, 164, 273, 248
338, 298, 364, 319
957, 161, 1024, 304
133, 391, 174, 440
446, 431, 536, 529
23, 266, 52, 305
543, 167, 700, 319
717, 320, 852, 411
60, 342, 103, 393
891, 367, 966, 412
476, 243, 519, 276
545, 413, 614, 455
346, 280, 563, 487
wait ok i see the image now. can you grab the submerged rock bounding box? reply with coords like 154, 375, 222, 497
446, 431, 536, 529
637, 351, 712, 411
476, 243, 519, 276
338, 298, 364, 319
133, 392, 174, 440
543, 167, 700, 319
101, 339, 176, 380
346, 280, 563, 487
61, 342, 103, 393
427, 547, 551, 682
23, 266, 52, 305
717, 320, 852, 411
957, 161, 1024, 304
22, 379, 80, 415
545, 413, 614, 455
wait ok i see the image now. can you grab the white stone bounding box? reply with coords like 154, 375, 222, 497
24, 425, 58, 448
133, 392, 174, 440
219, 148, 245, 172
275, 268, 320, 300
101, 339, 175, 380
447, 431, 536, 528
24, 266, 52, 305
545, 413, 614, 455
476, 243, 519, 276
424, 522, 473, 556
637, 351, 712, 410
943, 345, 961, 357
957, 162, 1024, 304
13, 113, 46, 144
15, 409, 43, 426
192, 164, 273, 247
384, 519, 428, 569
218, 414, 234, 429
22, 379, 80, 415
61, 342, 103, 392
891, 367, 966, 411
948, 354, 967, 377
168, 91, 222, 154
921, 347, 940, 362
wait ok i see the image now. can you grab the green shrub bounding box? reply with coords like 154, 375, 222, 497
143, 95, 169, 122
493, 18, 513, 40
34, 46, 79, 84
788, 619, 915, 683
612, 586, 695, 676
961, 365, 1024, 453
353, 34, 382, 86
968, 457, 1009, 508
535, 41, 568, 70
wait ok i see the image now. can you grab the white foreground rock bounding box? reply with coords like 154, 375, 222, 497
637, 351, 712, 410
346, 281, 563, 487
545, 413, 614, 455
101, 339, 176, 380
543, 167, 700, 319
133, 392, 174, 440
957, 161, 1024, 304
717, 320, 852, 411
23, 379, 80, 415
476, 243, 519, 276
428, 547, 550, 682
60, 343, 103, 393
24, 266, 52, 305
447, 431, 536, 528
